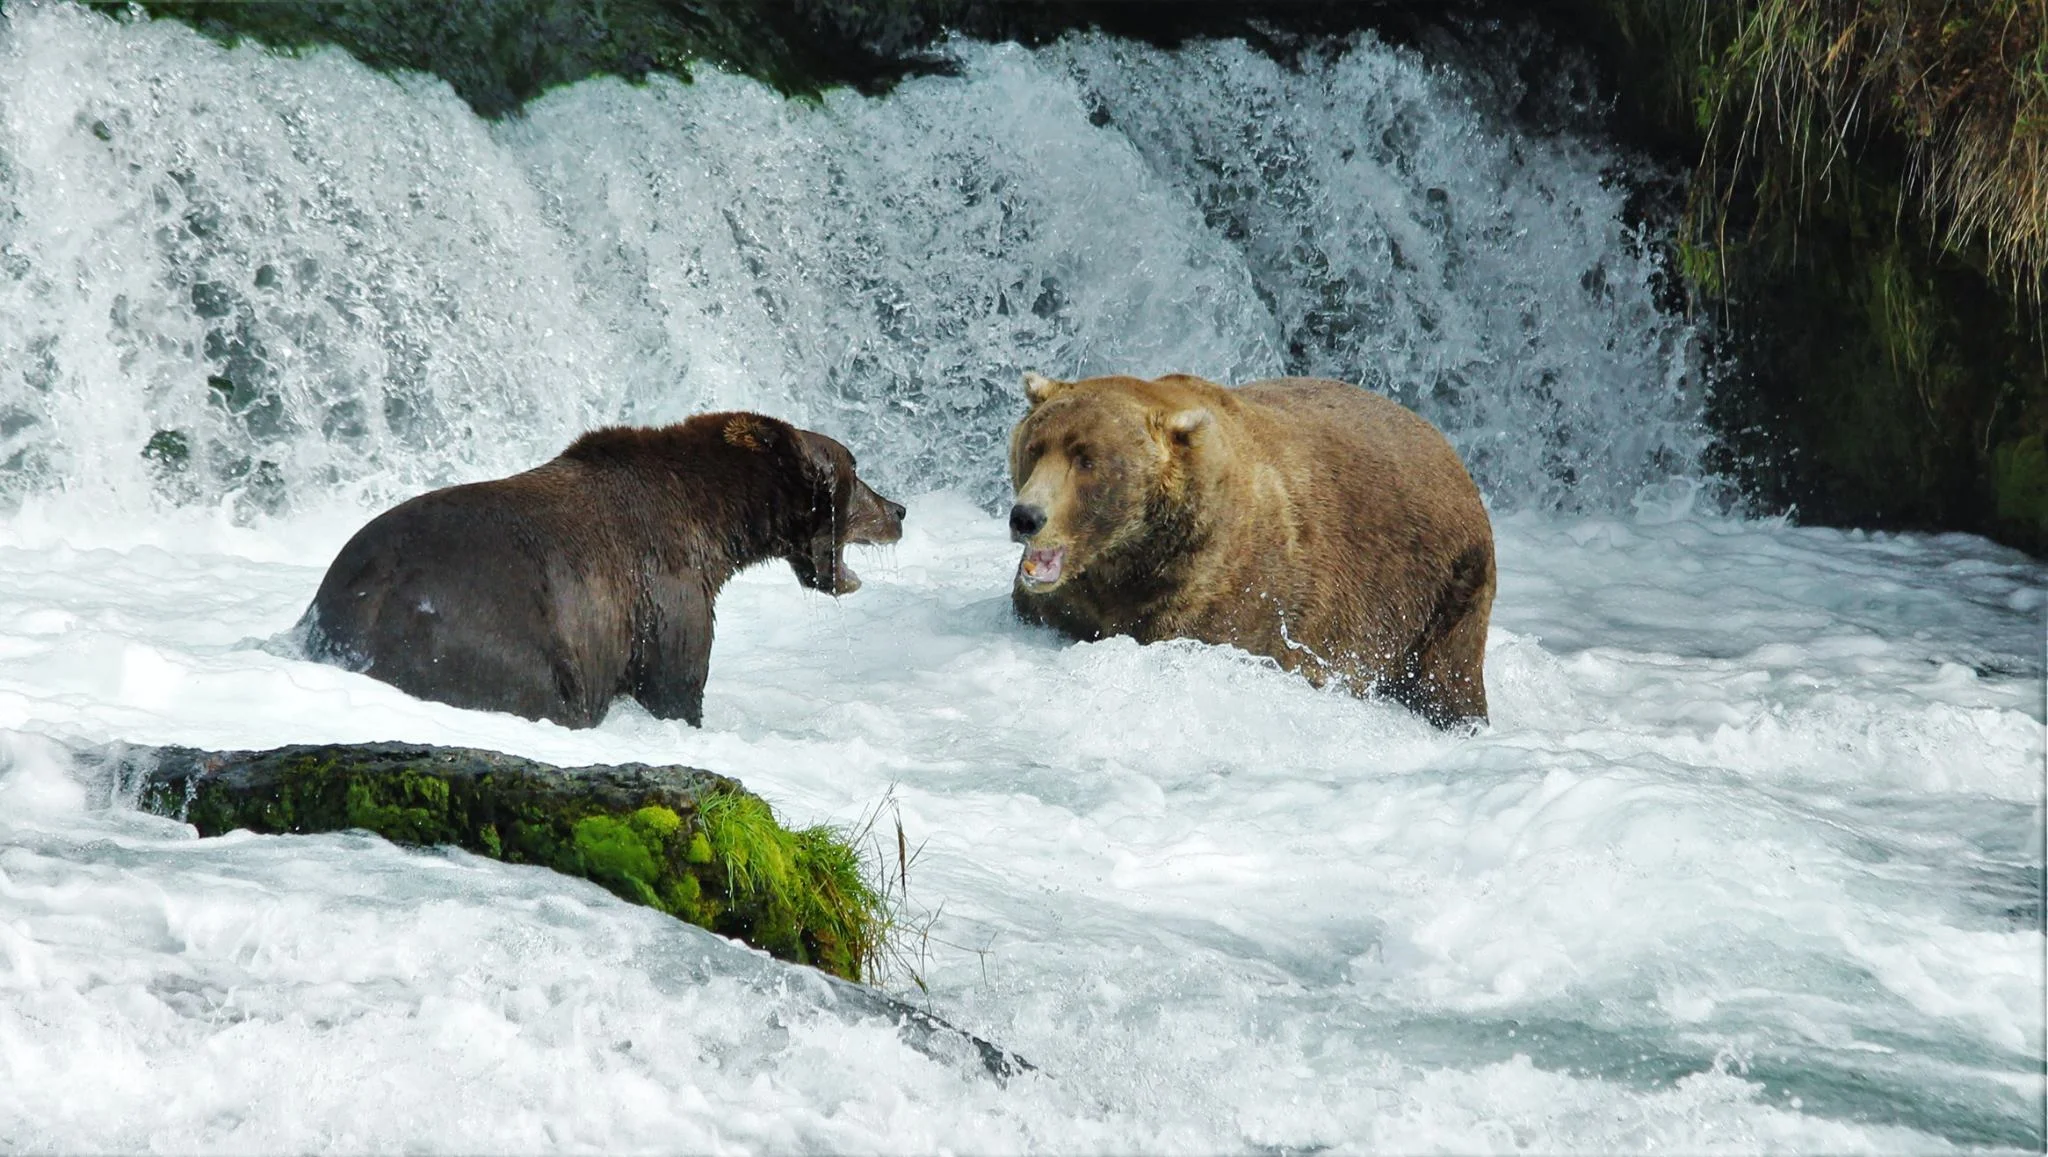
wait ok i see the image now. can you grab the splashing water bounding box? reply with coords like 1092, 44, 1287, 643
0, 3, 1700, 514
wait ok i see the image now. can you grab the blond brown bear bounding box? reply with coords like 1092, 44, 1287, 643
1007, 372, 1495, 727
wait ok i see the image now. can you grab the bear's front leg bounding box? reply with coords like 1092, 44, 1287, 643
628, 573, 715, 727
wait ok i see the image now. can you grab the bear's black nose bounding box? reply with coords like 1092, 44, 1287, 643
1009, 503, 1046, 541
888, 500, 907, 521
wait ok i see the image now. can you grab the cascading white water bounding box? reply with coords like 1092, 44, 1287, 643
0, 2, 1701, 516
0, 6, 622, 516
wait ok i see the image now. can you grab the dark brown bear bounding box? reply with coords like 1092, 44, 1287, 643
300, 413, 904, 729
1007, 372, 1494, 728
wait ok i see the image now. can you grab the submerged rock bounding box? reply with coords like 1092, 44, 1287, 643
81, 739, 1031, 1080
110, 741, 875, 978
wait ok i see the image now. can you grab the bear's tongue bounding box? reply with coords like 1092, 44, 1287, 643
1019, 546, 1065, 586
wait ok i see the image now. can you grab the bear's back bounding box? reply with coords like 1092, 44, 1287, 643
1234, 377, 1484, 534
303, 462, 635, 718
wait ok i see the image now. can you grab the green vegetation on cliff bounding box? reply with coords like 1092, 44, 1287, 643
1560, 0, 2046, 550
137, 742, 884, 982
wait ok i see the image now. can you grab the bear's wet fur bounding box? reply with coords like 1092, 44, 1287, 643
301, 413, 903, 729
1007, 373, 1494, 727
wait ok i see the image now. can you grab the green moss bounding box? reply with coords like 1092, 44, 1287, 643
522, 790, 881, 980
698, 792, 884, 982
138, 743, 885, 982
1993, 435, 2048, 532
1569, 0, 2047, 552
634, 804, 683, 837
344, 769, 450, 844
662, 873, 709, 926
570, 808, 672, 908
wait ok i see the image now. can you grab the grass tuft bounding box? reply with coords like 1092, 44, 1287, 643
698, 791, 886, 983
1675, 0, 2047, 300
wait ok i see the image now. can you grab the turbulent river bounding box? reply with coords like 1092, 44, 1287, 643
0, 3, 2041, 1151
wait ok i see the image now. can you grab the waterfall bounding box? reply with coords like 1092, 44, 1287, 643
0, 2, 1704, 519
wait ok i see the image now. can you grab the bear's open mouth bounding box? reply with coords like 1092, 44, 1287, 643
1017, 545, 1066, 589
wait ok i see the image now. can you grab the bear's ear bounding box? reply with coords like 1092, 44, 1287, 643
1162, 407, 1211, 446
723, 413, 780, 452
1022, 371, 1066, 406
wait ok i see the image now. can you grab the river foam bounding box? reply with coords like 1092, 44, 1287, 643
0, 494, 2040, 1152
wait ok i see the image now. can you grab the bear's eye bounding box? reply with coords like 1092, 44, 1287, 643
1072, 447, 1094, 472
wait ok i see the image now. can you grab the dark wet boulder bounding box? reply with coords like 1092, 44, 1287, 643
105, 741, 874, 980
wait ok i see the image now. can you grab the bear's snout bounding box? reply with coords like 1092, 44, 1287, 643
1009, 503, 1047, 542
844, 479, 904, 546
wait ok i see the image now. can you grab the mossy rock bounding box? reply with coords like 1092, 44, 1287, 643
132, 742, 883, 983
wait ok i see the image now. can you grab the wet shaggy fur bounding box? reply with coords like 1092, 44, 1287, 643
301, 413, 903, 729
1008, 373, 1495, 727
